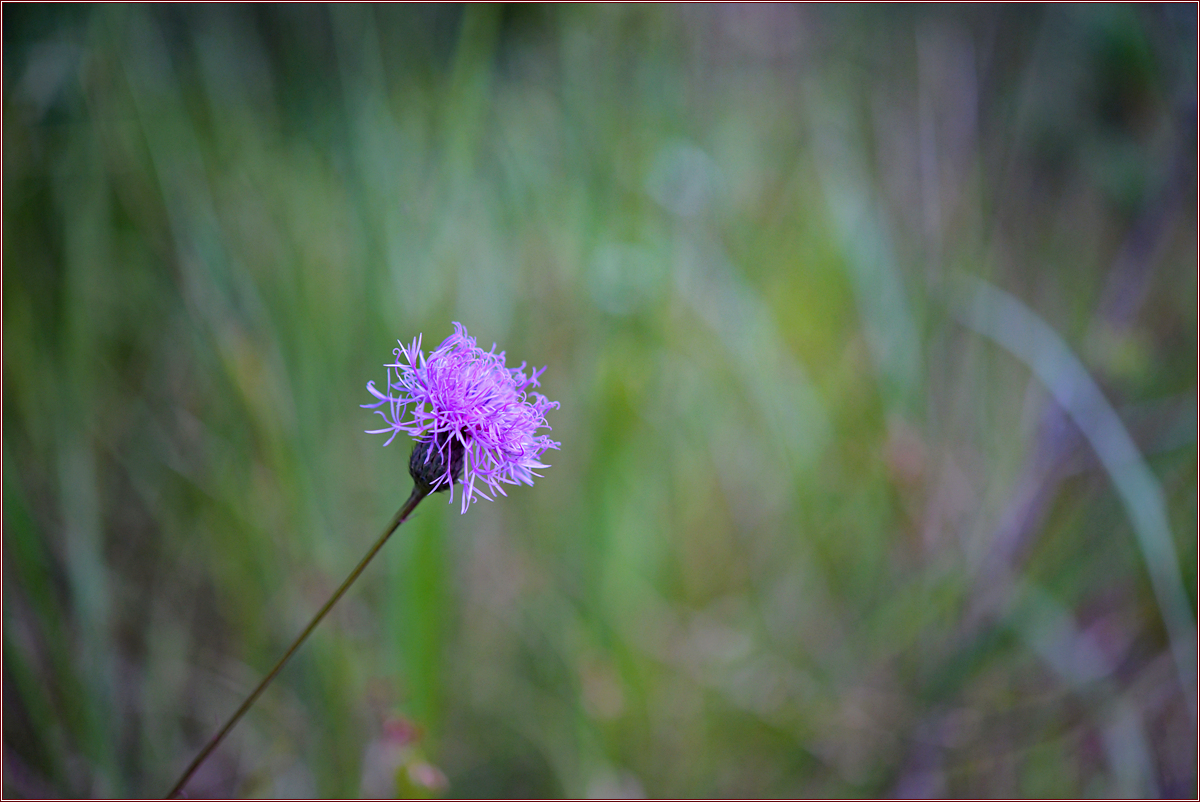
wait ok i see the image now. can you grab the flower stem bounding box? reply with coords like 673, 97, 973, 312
167, 485, 429, 798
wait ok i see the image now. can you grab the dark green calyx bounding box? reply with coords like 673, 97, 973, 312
409, 433, 465, 492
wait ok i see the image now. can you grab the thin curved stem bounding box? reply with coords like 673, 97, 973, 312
167, 486, 429, 798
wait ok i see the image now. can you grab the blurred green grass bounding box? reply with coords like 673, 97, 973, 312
3, 4, 1196, 798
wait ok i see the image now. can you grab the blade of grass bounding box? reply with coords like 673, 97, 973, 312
957, 277, 1197, 724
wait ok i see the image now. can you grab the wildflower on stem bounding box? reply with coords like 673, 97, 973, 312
167, 324, 558, 797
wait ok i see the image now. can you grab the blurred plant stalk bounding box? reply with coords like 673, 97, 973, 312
166, 486, 429, 798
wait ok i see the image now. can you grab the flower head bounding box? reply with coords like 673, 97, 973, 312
363, 323, 560, 512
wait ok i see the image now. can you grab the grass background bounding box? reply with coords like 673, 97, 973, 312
3, 4, 1196, 797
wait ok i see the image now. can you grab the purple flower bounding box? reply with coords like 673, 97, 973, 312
363, 323, 560, 512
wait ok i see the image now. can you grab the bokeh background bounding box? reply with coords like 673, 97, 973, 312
4, 4, 1197, 798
